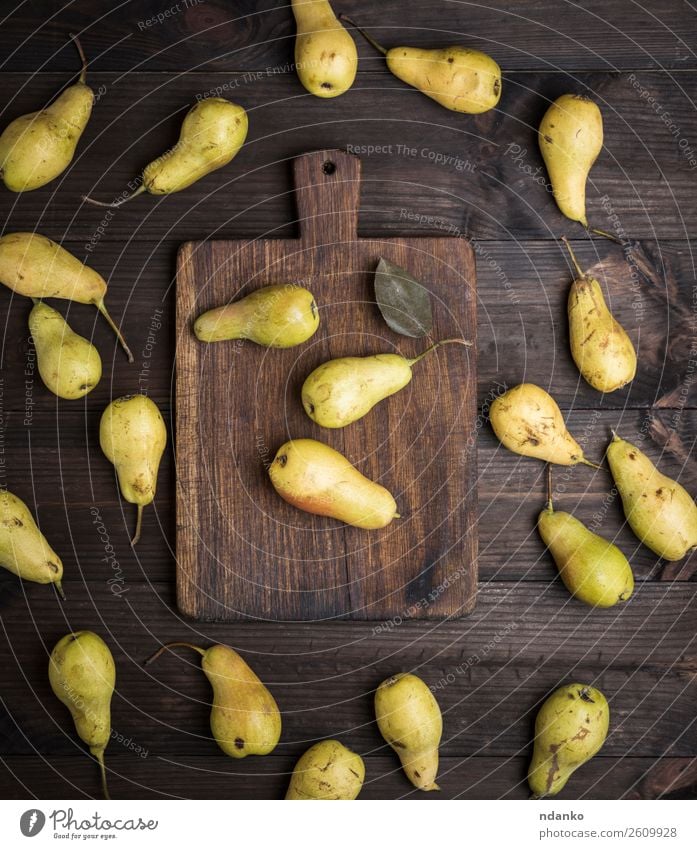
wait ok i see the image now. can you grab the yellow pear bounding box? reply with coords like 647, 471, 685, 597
0, 232, 132, 360
489, 383, 598, 466
302, 338, 470, 428
146, 642, 281, 758
292, 0, 357, 98
564, 238, 636, 392
286, 740, 365, 799
84, 98, 248, 207
49, 631, 115, 799
375, 673, 442, 791
194, 285, 319, 347
539, 94, 603, 226
29, 301, 102, 399
0, 490, 64, 596
346, 18, 501, 113
99, 394, 167, 545
538, 472, 633, 607
0, 36, 93, 192
607, 433, 697, 561
528, 683, 609, 798
268, 438, 398, 529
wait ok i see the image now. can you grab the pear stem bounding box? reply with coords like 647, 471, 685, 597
580, 458, 603, 470
93, 748, 110, 800
54, 580, 66, 601
96, 301, 134, 362
561, 236, 585, 279
144, 642, 206, 666
82, 184, 147, 209
407, 337, 472, 367
339, 14, 388, 55
546, 464, 553, 511
131, 504, 143, 547
589, 227, 624, 245
31, 297, 40, 306
70, 33, 88, 84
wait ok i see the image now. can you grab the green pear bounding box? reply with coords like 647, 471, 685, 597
539, 94, 603, 226
269, 438, 398, 529
489, 383, 598, 466
286, 740, 365, 799
49, 631, 115, 799
607, 433, 697, 561
564, 239, 636, 392
528, 683, 609, 798
83, 98, 247, 207
0, 490, 64, 595
99, 394, 167, 545
29, 301, 102, 399
346, 18, 501, 113
302, 339, 471, 428
375, 673, 442, 791
0, 36, 93, 192
538, 483, 634, 608
194, 284, 319, 347
292, 0, 358, 98
0, 232, 132, 360
146, 642, 281, 758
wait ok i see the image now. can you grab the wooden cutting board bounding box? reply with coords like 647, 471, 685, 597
175, 149, 478, 621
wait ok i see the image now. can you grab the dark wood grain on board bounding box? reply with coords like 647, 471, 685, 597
0, 0, 694, 73
0, 72, 695, 241
175, 149, 478, 620
1, 755, 695, 801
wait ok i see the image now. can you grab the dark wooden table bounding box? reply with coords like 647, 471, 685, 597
1, 0, 696, 800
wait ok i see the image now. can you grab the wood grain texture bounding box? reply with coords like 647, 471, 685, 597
0, 71, 695, 241
1, 755, 695, 801
0, 0, 694, 73
175, 149, 478, 620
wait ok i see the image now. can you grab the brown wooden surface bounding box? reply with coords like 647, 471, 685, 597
0, 0, 695, 801
175, 149, 477, 620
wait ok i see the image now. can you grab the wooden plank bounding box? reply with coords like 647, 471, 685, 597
1, 755, 695, 800
1, 581, 695, 759
175, 149, 477, 620
0, 407, 695, 586
0, 72, 695, 241
0, 0, 694, 73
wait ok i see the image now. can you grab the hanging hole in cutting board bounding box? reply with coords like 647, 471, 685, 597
322, 160, 336, 175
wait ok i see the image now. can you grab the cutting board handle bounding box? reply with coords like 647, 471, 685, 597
293, 149, 361, 246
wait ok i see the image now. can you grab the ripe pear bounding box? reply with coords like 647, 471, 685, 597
302, 338, 471, 428
84, 98, 248, 207
99, 394, 167, 546
564, 239, 636, 392
194, 284, 319, 347
292, 0, 357, 98
489, 383, 598, 466
286, 740, 365, 799
0, 36, 93, 192
0, 232, 132, 361
29, 301, 102, 399
539, 94, 603, 226
345, 17, 501, 113
0, 490, 64, 596
268, 438, 398, 530
538, 482, 634, 607
528, 683, 609, 798
146, 642, 281, 758
375, 673, 442, 792
607, 433, 697, 561
49, 631, 115, 799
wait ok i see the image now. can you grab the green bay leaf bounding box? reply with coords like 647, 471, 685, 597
374, 257, 433, 338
